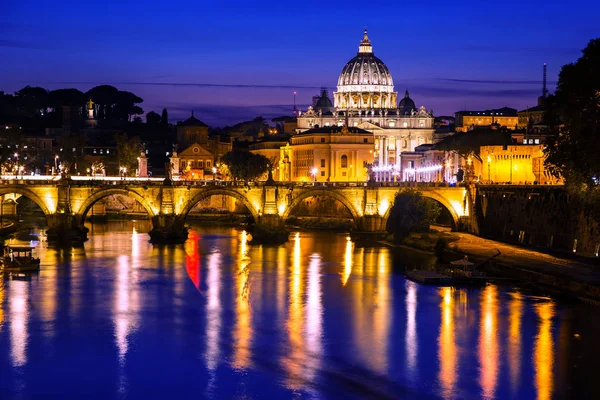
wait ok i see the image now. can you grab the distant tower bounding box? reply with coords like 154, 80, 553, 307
293, 91, 297, 115
538, 63, 548, 106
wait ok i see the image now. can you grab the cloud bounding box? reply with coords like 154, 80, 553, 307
437, 78, 557, 85
50, 81, 332, 90
0, 39, 42, 49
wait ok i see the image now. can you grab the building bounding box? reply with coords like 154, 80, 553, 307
176, 143, 218, 180
176, 112, 209, 149
455, 107, 518, 132
296, 30, 435, 179
249, 135, 290, 181
279, 125, 373, 182
479, 145, 559, 184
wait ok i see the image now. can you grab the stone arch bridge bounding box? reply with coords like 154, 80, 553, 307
0, 178, 471, 244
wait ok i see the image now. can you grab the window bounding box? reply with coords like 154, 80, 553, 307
325, 122, 330, 126
199, 161, 204, 168
321, 138, 325, 143
190, 133, 196, 142
321, 171, 325, 177
341, 155, 348, 168
342, 171, 347, 176
320, 159, 325, 168
403, 140, 408, 148
206, 161, 211, 168
403, 122, 408, 127
534, 139, 540, 144
363, 138, 368, 143
389, 121, 395, 127
353, 122, 358, 127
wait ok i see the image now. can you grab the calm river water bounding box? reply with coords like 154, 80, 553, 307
1, 221, 599, 399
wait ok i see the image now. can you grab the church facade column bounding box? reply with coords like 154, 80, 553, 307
378, 136, 384, 166
383, 136, 388, 166
395, 136, 402, 167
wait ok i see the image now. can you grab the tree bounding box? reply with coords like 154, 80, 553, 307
544, 38, 600, 188
14, 86, 48, 117
86, 85, 119, 119
146, 111, 161, 124
47, 88, 86, 110
115, 133, 143, 176
386, 189, 441, 243
161, 108, 169, 124
221, 150, 270, 181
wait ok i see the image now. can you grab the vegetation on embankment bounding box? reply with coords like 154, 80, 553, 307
285, 216, 354, 231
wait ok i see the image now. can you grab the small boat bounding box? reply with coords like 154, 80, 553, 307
1, 245, 41, 272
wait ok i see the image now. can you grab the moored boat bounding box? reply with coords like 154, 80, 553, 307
1, 245, 41, 272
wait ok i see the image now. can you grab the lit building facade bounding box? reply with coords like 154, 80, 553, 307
279, 126, 374, 182
455, 107, 518, 132
249, 136, 290, 181
296, 30, 434, 180
479, 145, 559, 184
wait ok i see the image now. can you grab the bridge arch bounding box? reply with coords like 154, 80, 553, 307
282, 188, 361, 223
381, 190, 461, 231
180, 188, 260, 222
74, 188, 157, 225
0, 187, 53, 217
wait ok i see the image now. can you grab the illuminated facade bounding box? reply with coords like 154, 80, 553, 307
249, 136, 290, 181
479, 145, 560, 184
177, 143, 217, 180
278, 126, 374, 182
296, 30, 435, 179
455, 107, 518, 132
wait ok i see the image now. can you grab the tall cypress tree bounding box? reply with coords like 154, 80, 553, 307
161, 108, 169, 124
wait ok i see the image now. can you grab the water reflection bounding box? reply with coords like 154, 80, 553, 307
232, 230, 252, 369
405, 280, 418, 380
479, 285, 499, 399
438, 287, 457, 397
534, 302, 555, 400
9, 280, 29, 367
508, 292, 523, 394
205, 248, 222, 372
0, 223, 597, 399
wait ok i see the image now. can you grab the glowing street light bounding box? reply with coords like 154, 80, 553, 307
311, 167, 318, 183
212, 166, 217, 181
487, 155, 491, 183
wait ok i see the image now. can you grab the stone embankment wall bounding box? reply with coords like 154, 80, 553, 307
476, 186, 600, 256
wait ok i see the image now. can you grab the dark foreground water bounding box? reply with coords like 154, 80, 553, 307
1, 221, 599, 399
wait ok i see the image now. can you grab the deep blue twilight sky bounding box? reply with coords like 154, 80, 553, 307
1, 0, 598, 126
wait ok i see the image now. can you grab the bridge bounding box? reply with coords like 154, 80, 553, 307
0, 175, 471, 244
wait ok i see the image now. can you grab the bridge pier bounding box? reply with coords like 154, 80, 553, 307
351, 215, 388, 241
148, 215, 188, 244
46, 214, 89, 246
251, 214, 289, 244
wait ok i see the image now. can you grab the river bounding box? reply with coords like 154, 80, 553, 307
0, 221, 599, 399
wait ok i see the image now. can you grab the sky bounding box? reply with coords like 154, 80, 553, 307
1, 0, 599, 127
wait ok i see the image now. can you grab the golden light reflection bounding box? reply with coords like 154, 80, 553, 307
9, 281, 29, 367
232, 230, 252, 369
342, 236, 353, 286
114, 254, 139, 366
508, 292, 523, 393
534, 302, 555, 400
479, 285, 499, 399
0, 274, 5, 331
405, 280, 418, 379
205, 249, 221, 371
353, 249, 391, 375
284, 232, 304, 388
438, 287, 456, 397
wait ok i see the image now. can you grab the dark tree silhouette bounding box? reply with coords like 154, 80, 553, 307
161, 108, 169, 124
221, 150, 270, 181
544, 38, 600, 188
146, 111, 161, 124
386, 189, 441, 243
47, 88, 86, 110
14, 86, 48, 117
86, 85, 119, 119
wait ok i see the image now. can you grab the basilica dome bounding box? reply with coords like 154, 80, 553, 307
334, 30, 397, 109
398, 90, 416, 115
336, 30, 395, 93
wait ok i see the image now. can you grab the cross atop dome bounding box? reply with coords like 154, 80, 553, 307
358, 29, 373, 54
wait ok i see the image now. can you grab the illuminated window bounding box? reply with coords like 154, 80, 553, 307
321, 171, 325, 177
341, 155, 348, 168
353, 122, 358, 127
534, 139, 540, 144
389, 121, 395, 127
206, 161, 211, 168
403, 122, 408, 127
199, 161, 204, 168
321, 159, 325, 167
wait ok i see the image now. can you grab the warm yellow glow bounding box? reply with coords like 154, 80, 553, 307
45, 193, 57, 213
305, 253, 322, 380
378, 198, 389, 216
278, 203, 286, 216
284, 231, 304, 388
487, 156, 491, 163
508, 292, 523, 394
342, 236, 353, 286
450, 200, 466, 217
534, 302, 555, 400
0, 274, 3, 331
233, 230, 252, 369
439, 287, 457, 397
479, 285, 499, 399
